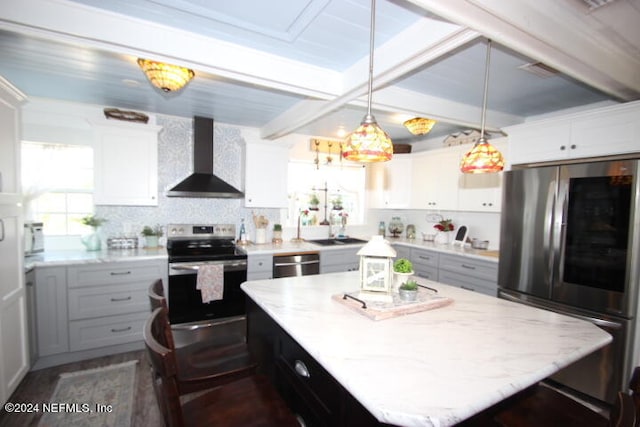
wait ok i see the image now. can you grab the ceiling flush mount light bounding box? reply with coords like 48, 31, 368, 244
460, 40, 505, 174
403, 117, 436, 135
137, 58, 195, 93
343, 0, 393, 163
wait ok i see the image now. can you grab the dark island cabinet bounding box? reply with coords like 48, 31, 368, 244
246, 298, 388, 427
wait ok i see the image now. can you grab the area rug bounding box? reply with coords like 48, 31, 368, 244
38, 360, 137, 427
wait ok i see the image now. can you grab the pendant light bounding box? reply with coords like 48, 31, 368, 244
342, 0, 393, 163
460, 40, 504, 174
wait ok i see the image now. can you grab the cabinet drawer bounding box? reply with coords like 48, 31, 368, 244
248, 254, 273, 273
67, 261, 165, 288
69, 311, 147, 351
438, 270, 497, 297
320, 248, 359, 266
414, 265, 438, 281
277, 331, 341, 421
438, 254, 497, 282
68, 282, 149, 320
411, 248, 438, 268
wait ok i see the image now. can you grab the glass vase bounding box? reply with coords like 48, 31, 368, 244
388, 217, 404, 238
81, 228, 102, 251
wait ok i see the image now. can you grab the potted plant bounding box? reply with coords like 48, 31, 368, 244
141, 224, 163, 248
398, 280, 419, 301
80, 215, 106, 251
272, 223, 283, 244
393, 258, 414, 291
331, 195, 343, 210
434, 218, 454, 244
309, 194, 320, 210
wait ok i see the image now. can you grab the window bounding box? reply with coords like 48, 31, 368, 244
22, 141, 94, 235
287, 161, 365, 227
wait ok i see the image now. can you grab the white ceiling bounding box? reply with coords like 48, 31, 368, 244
0, 0, 639, 143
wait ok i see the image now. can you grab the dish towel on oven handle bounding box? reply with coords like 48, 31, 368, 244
196, 264, 224, 303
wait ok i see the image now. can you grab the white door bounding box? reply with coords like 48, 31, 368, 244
0, 197, 29, 405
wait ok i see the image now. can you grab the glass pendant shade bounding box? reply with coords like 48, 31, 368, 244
403, 117, 436, 135
343, 115, 393, 162
344, 0, 393, 163
137, 58, 195, 93
460, 138, 505, 173
460, 39, 505, 174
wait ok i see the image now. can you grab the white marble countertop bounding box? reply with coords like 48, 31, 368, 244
241, 272, 611, 427
24, 247, 168, 270
239, 236, 499, 263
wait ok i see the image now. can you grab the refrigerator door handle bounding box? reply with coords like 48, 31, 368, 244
543, 175, 557, 287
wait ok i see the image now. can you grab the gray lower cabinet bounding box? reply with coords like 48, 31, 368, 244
320, 248, 360, 274
410, 247, 439, 281
34, 266, 69, 357
33, 259, 167, 366
66, 261, 166, 351
437, 254, 498, 296
247, 254, 273, 280
392, 244, 411, 260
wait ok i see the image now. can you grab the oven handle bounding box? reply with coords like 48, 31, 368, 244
169, 260, 247, 275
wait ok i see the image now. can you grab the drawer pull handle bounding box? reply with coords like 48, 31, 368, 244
110, 271, 131, 276
111, 326, 132, 333
418, 256, 431, 260
461, 264, 476, 270
294, 360, 310, 378
111, 296, 132, 302
461, 286, 475, 291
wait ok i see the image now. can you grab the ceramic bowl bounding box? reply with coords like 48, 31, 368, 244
422, 233, 436, 242
471, 239, 489, 250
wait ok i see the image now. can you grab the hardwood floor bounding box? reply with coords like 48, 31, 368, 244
0, 349, 162, 427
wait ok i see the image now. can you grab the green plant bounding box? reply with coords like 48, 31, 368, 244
331, 195, 342, 206
309, 194, 319, 205
80, 215, 106, 228
393, 258, 413, 273
273, 224, 282, 231
141, 225, 163, 237
399, 280, 418, 291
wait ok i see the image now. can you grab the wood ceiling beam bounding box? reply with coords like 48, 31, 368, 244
406, 0, 640, 101
260, 21, 480, 139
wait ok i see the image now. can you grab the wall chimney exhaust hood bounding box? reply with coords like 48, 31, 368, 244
167, 116, 244, 198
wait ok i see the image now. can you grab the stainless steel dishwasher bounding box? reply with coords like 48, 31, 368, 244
272, 252, 320, 278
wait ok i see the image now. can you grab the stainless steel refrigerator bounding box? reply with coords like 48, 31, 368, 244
498, 158, 639, 404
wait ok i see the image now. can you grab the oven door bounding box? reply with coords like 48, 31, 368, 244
168, 259, 247, 325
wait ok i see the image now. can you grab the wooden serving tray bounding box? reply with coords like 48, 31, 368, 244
332, 289, 453, 321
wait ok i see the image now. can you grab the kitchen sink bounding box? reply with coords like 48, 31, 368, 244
308, 237, 368, 246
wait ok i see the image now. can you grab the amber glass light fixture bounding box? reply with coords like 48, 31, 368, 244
403, 117, 436, 135
137, 58, 195, 93
460, 40, 504, 174
343, 0, 393, 163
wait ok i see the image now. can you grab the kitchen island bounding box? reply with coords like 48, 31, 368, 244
241, 271, 612, 427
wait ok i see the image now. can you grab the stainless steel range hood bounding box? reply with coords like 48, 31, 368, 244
167, 116, 244, 198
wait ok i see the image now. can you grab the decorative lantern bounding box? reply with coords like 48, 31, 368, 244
357, 236, 397, 302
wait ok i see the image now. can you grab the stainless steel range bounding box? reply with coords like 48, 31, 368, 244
166, 223, 247, 326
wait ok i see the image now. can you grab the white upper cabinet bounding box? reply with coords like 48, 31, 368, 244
0, 77, 26, 194
91, 120, 162, 206
507, 101, 640, 165
244, 142, 289, 208
458, 139, 508, 213
410, 148, 459, 211
367, 154, 412, 209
